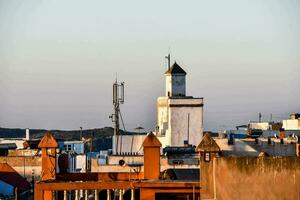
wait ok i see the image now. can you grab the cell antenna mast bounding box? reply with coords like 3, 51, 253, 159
109, 79, 125, 154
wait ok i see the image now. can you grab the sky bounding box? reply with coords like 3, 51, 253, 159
0, 0, 299, 132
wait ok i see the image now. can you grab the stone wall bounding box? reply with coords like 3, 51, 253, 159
211, 157, 300, 200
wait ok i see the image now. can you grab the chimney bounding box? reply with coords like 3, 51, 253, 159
142, 132, 162, 180
25, 128, 30, 140
38, 132, 58, 181
38, 132, 58, 200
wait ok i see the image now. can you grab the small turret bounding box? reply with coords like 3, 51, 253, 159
165, 62, 186, 97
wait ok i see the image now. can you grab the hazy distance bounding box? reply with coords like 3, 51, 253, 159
0, 0, 299, 132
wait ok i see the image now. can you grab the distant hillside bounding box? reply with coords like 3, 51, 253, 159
0, 127, 147, 151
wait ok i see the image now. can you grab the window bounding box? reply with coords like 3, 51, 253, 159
204, 152, 210, 162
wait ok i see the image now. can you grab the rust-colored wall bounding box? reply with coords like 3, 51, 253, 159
144, 147, 160, 180
212, 157, 300, 200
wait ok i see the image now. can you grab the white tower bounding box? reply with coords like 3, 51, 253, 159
165, 62, 186, 97
157, 62, 203, 147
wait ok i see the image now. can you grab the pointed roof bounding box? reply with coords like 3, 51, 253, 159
0, 163, 30, 191
165, 62, 187, 75
196, 133, 220, 152
38, 132, 58, 148
142, 132, 162, 147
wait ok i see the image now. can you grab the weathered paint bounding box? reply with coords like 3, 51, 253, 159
202, 157, 300, 200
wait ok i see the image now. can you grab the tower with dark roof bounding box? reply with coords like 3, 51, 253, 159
157, 61, 203, 147
165, 62, 186, 97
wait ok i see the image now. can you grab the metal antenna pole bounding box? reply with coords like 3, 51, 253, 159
259, 112, 262, 123
165, 52, 171, 70
80, 127, 83, 140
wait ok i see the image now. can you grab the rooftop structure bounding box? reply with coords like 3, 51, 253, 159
282, 113, 300, 130
0, 163, 31, 198
157, 61, 204, 147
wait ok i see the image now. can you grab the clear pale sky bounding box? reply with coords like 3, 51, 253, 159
0, 0, 299, 132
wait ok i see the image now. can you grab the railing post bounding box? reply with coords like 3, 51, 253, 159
131, 189, 135, 200
95, 189, 98, 200
119, 189, 124, 200
63, 190, 67, 200
107, 189, 111, 200
85, 190, 88, 200
75, 190, 79, 200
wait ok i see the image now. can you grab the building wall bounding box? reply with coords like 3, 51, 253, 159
91, 155, 199, 173
112, 135, 147, 154
165, 74, 172, 96
76, 154, 86, 172
58, 141, 85, 154
282, 119, 300, 130
157, 97, 203, 147
157, 97, 169, 137
209, 157, 300, 200
170, 100, 203, 146
165, 75, 186, 97
0, 156, 41, 180
249, 122, 270, 130
0, 139, 25, 149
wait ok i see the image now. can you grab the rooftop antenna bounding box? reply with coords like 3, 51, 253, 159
109, 76, 125, 154
259, 112, 262, 123
165, 48, 171, 70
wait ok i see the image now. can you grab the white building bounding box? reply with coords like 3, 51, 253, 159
112, 61, 204, 153
157, 62, 203, 147
282, 113, 300, 130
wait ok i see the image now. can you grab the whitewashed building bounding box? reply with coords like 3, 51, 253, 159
112, 61, 204, 153
156, 62, 204, 147
282, 113, 300, 130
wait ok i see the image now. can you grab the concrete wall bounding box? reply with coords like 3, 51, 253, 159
283, 119, 300, 130
76, 154, 86, 172
170, 100, 203, 146
0, 139, 25, 149
157, 97, 169, 136
210, 157, 300, 200
91, 155, 199, 173
0, 156, 41, 180
112, 135, 147, 154
157, 97, 203, 147
249, 122, 270, 130
171, 75, 186, 96
165, 74, 186, 97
